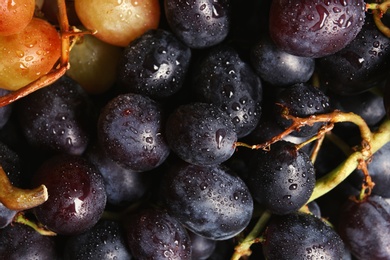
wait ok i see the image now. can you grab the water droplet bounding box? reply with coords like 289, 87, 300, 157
289, 184, 298, 190
215, 129, 226, 149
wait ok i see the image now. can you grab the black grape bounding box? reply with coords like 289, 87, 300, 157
117, 29, 191, 100
188, 229, 216, 260
263, 212, 346, 259
125, 208, 191, 260
165, 102, 237, 166
0, 89, 12, 129
317, 14, 390, 95
192, 45, 263, 138
164, 0, 231, 49
64, 219, 132, 260
0, 223, 59, 259
97, 93, 170, 172
250, 34, 315, 87
160, 161, 253, 240
273, 82, 332, 137
86, 144, 150, 206
246, 140, 316, 215
338, 195, 390, 259
269, 0, 365, 58
32, 154, 107, 235
15, 76, 94, 155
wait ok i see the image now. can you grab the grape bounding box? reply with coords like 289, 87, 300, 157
250, 34, 315, 87
64, 219, 132, 260
97, 93, 170, 172
273, 82, 332, 137
338, 195, 390, 259
32, 154, 107, 235
0, 17, 61, 91
187, 229, 216, 260
263, 212, 346, 259
117, 29, 192, 99
0, 0, 35, 36
66, 33, 123, 94
125, 208, 192, 259
192, 45, 263, 138
246, 140, 316, 215
0, 223, 59, 259
75, 0, 160, 47
86, 144, 150, 206
269, 0, 366, 58
317, 14, 390, 95
0, 90, 12, 129
164, 0, 231, 49
16, 76, 94, 155
160, 161, 253, 240
165, 102, 237, 166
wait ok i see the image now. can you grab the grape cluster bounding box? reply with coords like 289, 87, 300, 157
1, 0, 390, 259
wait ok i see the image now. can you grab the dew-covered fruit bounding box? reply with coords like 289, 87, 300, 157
263, 212, 346, 259
165, 102, 237, 166
269, 0, 366, 58
160, 161, 253, 240
246, 140, 316, 215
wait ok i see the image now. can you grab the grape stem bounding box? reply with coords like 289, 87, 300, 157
13, 212, 57, 236
0, 167, 48, 211
366, 1, 390, 37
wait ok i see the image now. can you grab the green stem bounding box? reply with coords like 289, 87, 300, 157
308, 118, 390, 203
230, 210, 272, 260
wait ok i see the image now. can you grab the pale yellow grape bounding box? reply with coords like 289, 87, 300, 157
75, 0, 160, 47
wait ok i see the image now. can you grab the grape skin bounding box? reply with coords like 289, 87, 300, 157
269, 0, 366, 58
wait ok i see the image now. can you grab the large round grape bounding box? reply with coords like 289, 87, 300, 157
165, 102, 237, 166
269, 0, 365, 58
160, 161, 253, 240
97, 93, 170, 172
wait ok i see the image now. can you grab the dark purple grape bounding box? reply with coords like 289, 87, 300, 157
338, 195, 390, 259
0, 223, 59, 259
165, 102, 237, 166
97, 93, 170, 172
32, 154, 107, 235
263, 212, 346, 259
64, 220, 132, 260
192, 45, 263, 138
86, 144, 150, 206
187, 229, 216, 260
117, 29, 192, 100
246, 140, 316, 215
269, 0, 365, 58
0, 204, 16, 229
125, 208, 191, 259
273, 82, 332, 137
317, 14, 390, 95
15, 76, 94, 155
0, 89, 12, 129
160, 161, 253, 240
250, 35, 315, 87
164, 0, 231, 49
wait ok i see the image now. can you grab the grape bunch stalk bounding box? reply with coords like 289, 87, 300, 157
0, 0, 390, 259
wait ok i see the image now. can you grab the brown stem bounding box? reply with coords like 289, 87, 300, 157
0, 167, 48, 211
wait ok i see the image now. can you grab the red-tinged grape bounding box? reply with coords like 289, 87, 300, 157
0, 0, 35, 36
32, 154, 107, 235
0, 17, 61, 91
269, 0, 365, 58
338, 195, 390, 259
66, 33, 123, 94
75, 0, 160, 47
